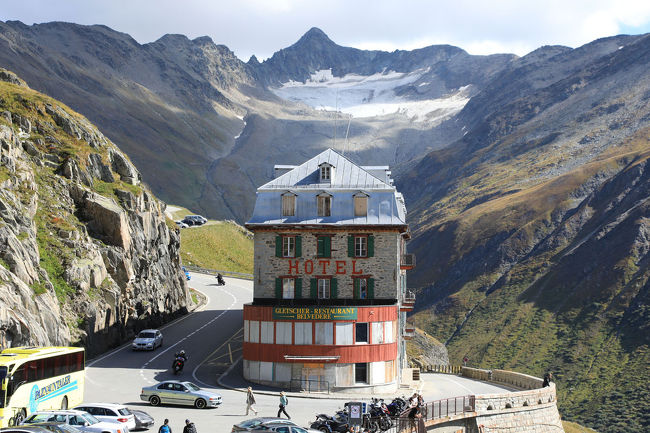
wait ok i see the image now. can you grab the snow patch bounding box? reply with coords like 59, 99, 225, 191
271, 69, 470, 122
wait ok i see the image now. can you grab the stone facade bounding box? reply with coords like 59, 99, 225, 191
253, 229, 400, 299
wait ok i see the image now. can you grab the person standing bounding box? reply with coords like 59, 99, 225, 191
543, 372, 553, 387
158, 419, 171, 433
277, 391, 290, 419
183, 419, 197, 433
246, 386, 258, 415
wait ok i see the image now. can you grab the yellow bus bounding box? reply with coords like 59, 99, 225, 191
0, 346, 85, 427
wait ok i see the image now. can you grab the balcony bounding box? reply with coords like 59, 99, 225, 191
400, 253, 416, 270
400, 290, 416, 312
403, 325, 415, 340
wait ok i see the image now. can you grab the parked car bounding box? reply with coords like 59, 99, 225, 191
182, 215, 207, 226
232, 418, 297, 432
249, 425, 315, 433
182, 267, 191, 280
22, 410, 128, 433
132, 329, 163, 351
175, 221, 189, 229
140, 380, 222, 409
73, 404, 136, 431
1, 426, 52, 433
11, 423, 82, 433
129, 410, 153, 431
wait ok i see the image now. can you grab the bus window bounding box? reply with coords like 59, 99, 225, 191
7, 365, 26, 398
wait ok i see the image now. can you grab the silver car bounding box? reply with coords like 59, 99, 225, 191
22, 411, 127, 433
140, 381, 222, 409
132, 330, 163, 351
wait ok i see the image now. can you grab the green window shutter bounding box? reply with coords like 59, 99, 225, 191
331, 278, 338, 299
275, 278, 282, 298
348, 235, 355, 257
317, 237, 324, 258
324, 236, 331, 258
310, 278, 317, 299
295, 278, 302, 299
368, 278, 375, 299
275, 236, 283, 257
295, 235, 302, 257
353, 278, 360, 299
368, 235, 375, 257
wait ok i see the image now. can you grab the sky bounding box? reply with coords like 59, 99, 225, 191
2, 0, 650, 61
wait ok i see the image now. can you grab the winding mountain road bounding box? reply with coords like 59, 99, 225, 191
84, 273, 511, 432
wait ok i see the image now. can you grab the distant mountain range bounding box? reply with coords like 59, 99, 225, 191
1, 21, 649, 432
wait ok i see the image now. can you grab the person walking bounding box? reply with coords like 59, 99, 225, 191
158, 419, 171, 433
246, 386, 258, 416
277, 391, 290, 419
183, 419, 197, 433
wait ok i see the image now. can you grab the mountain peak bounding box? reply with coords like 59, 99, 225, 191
295, 27, 334, 46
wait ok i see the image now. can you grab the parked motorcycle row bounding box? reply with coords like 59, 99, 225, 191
310, 396, 410, 433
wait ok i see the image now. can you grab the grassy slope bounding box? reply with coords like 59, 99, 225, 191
408, 127, 650, 432
179, 220, 253, 274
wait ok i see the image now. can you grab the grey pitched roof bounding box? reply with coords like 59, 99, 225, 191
260, 148, 392, 190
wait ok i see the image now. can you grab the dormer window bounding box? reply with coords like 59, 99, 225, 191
319, 163, 334, 183
354, 192, 369, 217
281, 192, 296, 217
317, 192, 332, 217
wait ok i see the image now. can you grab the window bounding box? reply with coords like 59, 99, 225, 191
335, 323, 353, 345
384, 321, 394, 343
282, 194, 296, 216
348, 235, 374, 258
355, 363, 368, 383
316, 235, 332, 258
371, 322, 384, 344
295, 322, 312, 345
276, 322, 292, 344
249, 320, 259, 343
354, 278, 368, 299
318, 279, 330, 299
371, 361, 386, 384
355, 323, 368, 344
320, 165, 331, 182
317, 194, 332, 217
260, 321, 274, 344
283, 236, 295, 257
354, 195, 368, 217
315, 322, 333, 345
283, 278, 295, 299
355, 236, 367, 257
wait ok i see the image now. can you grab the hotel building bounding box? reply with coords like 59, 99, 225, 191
243, 149, 415, 393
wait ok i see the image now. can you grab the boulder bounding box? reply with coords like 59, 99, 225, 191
109, 150, 141, 185
81, 192, 132, 250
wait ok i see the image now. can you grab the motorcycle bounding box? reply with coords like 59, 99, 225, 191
386, 396, 408, 416
215, 274, 225, 286
368, 399, 392, 431
172, 356, 185, 374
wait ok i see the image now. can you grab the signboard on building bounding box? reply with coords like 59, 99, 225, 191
272, 306, 357, 321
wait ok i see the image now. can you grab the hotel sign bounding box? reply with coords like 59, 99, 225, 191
273, 306, 357, 321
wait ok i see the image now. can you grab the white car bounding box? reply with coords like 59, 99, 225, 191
132, 329, 163, 351
22, 410, 128, 433
73, 404, 136, 431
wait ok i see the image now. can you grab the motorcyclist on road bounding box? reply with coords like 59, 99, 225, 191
216, 273, 225, 285
172, 350, 188, 372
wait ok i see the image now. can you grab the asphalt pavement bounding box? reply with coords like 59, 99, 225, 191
84, 273, 512, 433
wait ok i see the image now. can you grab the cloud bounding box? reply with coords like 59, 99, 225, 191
1, 0, 649, 60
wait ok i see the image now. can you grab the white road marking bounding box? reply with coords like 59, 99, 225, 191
434, 374, 476, 394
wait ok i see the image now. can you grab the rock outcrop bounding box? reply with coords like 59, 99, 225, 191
0, 69, 189, 355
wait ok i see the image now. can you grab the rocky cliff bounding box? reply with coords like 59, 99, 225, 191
0, 69, 190, 355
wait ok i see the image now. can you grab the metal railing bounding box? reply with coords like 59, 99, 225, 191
400, 254, 416, 268
289, 378, 330, 394
183, 264, 253, 280
403, 290, 416, 303
421, 395, 475, 422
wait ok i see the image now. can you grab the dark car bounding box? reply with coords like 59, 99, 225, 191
130, 410, 154, 431
232, 418, 298, 432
